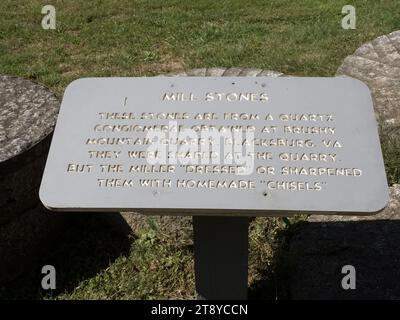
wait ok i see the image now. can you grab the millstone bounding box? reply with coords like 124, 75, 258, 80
160, 67, 284, 78
336, 30, 400, 127
0, 75, 59, 224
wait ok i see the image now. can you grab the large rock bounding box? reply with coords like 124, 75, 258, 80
160, 67, 284, 78
0, 75, 62, 285
287, 185, 400, 299
336, 30, 400, 127
0, 76, 59, 224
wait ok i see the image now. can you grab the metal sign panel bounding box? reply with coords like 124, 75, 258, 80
39, 77, 389, 215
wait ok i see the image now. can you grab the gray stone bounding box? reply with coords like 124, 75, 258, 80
257, 70, 284, 77
0, 76, 59, 162
0, 76, 60, 224
336, 30, 400, 126
173, 67, 284, 78
287, 185, 400, 299
387, 30, 400, 52
238, 68, 263, 76
186, 68, 207, 76
222, 67, 243, 76
205, 67, 226, 76
164, 71, 188, 77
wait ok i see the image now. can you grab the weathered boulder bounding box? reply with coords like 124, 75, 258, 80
160, 67, 284, 77
336, 30, 400, 127
0, 75, 62, 285
0, 76, 59, 224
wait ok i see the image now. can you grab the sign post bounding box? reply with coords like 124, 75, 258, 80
39, 76, 389, 299
193, 216, 250, 300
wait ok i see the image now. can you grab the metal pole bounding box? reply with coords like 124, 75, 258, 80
193, 216, 250, 300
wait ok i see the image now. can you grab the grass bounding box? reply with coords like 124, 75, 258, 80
0, 0, 399, 96
52, 215, 296, 300
0, 0, 399, 300
56, 225, 196, 300
57, 228, 195, 300
380, 124, 400, 186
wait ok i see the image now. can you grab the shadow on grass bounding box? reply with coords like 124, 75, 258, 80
248, 219, 306, 300
0, 210, 133, 300
249, 217, 400, 300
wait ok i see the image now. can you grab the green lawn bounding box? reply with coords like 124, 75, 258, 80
0, 0, 399, 300
1, 0, 399, 97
